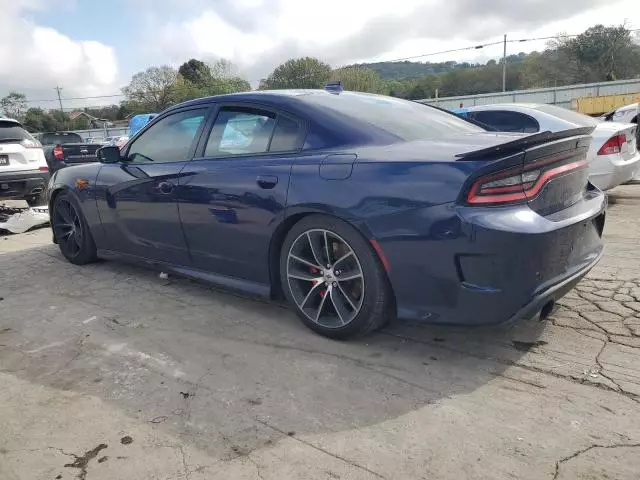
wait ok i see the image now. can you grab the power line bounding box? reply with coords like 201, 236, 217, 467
20, 27, 640, 106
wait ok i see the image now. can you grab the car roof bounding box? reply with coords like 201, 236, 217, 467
0, 116, 22, 125
165, 89, 371, 113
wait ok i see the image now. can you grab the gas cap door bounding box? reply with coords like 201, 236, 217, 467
319, 154, 357, 180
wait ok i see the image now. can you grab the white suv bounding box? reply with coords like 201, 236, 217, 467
0, 117, 49, 206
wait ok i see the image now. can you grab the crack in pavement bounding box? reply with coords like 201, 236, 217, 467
255, 418, 386, 479
246, 455, 266, 480
59, 444, 108, 480
178, 444, 191, 480
594, 339, 623, 393
381, 331, 640, 404
552, 443, 640, 479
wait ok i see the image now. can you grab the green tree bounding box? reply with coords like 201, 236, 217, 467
0, 92, 27, 120
209, 59, 237, 79
122, 66, 178, 111
558, 24, 640, 82
21, 108, 62, 132
330, 67, 385, 93
207, 59, 251, 93
265, 57, 332, 89
178, 59, 211, 86
168, 74, 205, 104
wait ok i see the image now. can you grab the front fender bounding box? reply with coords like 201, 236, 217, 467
47, 164, 104, 245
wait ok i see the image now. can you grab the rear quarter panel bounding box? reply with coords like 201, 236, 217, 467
286, 156, 482, 320
286, 156, 479, 233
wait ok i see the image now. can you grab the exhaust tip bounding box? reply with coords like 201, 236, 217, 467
540, 300, 556, 321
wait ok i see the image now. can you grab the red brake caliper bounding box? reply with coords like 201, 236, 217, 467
310, 267, 327, 297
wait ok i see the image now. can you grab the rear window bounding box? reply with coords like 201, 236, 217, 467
40, 132, 83, 145
0, 121, 33, 142
533, 104, 598, 127
301, 92, 484, 141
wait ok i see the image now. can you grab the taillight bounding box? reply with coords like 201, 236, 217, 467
597, 134, 626, 155
53, 144, 64, 160
20, 139, 42, 148
39, 166, 49, 172
467, 153, 588, 206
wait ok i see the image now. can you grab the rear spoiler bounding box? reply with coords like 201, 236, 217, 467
455, 126, 595, 161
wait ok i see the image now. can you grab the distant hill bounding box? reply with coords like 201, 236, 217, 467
349, 61, 462, 80
350, 54, 531, 81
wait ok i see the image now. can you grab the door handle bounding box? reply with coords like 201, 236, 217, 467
156, 181, 174, 194
256, 175, 278, 189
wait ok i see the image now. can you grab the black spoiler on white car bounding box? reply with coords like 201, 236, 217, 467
455, 126, 595, 161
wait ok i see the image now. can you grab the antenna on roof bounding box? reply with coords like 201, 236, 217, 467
324, 80, 343, 94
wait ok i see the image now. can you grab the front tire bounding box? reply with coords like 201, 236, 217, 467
280, 215, 393, 340
51, 193, 97, 265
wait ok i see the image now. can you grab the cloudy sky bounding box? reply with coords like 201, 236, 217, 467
0, 0, 636, 108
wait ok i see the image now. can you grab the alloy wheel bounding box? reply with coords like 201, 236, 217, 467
53, 197, 84, 258
286, 229, 365, 328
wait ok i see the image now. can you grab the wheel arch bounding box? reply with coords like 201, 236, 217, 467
267, 208, 388, 299
47, 185, 74, 212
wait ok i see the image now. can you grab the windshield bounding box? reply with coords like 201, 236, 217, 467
302, 92, 485, 141
533, 104, 599, 126
0, 121, 34, 142
40, 132, 84, 145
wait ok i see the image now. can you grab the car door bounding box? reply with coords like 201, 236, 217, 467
177, 104, 305, 289
468, 110, 540, 133
95, 106, 210, 265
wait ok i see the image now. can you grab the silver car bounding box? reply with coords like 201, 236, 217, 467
459, 103, 640, 191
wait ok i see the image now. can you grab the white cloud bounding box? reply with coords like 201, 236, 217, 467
0, 0, 118, 107
140, 0, 636, 84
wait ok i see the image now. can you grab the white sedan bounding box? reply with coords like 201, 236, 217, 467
457, 103, 640, 191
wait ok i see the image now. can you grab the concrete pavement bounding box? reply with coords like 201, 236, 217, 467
1, 187, 640, 479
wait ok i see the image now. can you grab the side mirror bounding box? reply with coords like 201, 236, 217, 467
96, 145, 122, 163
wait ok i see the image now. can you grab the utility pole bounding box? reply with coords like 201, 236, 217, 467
54, 85, 65, 129
502, 34, 507, 92
54, 86, 64, 114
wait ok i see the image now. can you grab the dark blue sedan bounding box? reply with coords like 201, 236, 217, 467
46, 87, 606, 339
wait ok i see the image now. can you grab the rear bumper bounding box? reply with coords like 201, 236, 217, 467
590, 151, 640, 191
503, 247, 603, 324
373, 192, 606, 326
0, 170, 50, 200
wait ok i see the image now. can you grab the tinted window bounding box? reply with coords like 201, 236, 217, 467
0, 121, 34, 143
269, 116, 302, 152
40, 132, 83, 145
470, 111, 540, 133
533, 104, 598, 126
126, 109, 207, 164
205, 107, 277, 157
300, 92, 484, 141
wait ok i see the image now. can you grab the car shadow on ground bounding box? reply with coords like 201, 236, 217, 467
1, 246, 546, 458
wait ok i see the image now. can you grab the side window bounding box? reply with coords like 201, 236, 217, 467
204, 107, 303, 157
126, 109, 207, 164
205, 108, 276, 157
472, 111, 539, 133
269, 116, 303, 152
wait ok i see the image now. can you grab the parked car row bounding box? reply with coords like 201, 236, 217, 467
452, 103, 640, 190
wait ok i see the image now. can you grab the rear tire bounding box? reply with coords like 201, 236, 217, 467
280, 215, 393, 340
51, 193, 97, 265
